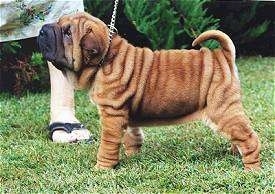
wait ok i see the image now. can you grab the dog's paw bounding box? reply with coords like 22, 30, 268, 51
244, 163, 261, 171
94, 163, 115, 170
94, 160, 121, 170
124, 146, 141, 157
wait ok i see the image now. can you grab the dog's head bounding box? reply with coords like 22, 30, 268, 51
38, 12, 109, 72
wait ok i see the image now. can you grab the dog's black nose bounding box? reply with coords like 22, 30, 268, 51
39, 29, 45, 37
39, 24, 53, 38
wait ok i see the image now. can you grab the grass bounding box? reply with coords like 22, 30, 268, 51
0, 56, 274, 193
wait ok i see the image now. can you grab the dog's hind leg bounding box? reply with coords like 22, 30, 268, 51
203, 49, 260, 170
207, 104, 261, 170
123, 127, 144, 156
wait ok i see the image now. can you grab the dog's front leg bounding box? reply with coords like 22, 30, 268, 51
96, 107, 128, 169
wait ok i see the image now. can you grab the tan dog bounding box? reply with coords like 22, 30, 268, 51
38, 12, 260, 170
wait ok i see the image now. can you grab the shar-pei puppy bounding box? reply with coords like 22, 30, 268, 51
38, 12, 260, 170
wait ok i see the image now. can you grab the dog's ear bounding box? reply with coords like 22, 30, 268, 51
80, 33, 101, 56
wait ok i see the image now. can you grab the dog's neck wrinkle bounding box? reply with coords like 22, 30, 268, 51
77, 67, 98, 89
107, 36, 126, 57
103, 36, 155, 112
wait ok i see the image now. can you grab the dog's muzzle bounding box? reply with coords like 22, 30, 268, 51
37, 23, 67, 70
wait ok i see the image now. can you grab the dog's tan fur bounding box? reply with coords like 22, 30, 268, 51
55, 12, 261, 170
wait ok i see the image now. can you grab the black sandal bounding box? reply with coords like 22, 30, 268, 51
48, 122, 92, 143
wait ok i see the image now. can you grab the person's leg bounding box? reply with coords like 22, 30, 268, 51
48, 62, 91, 142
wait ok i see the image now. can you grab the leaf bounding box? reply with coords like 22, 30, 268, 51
247, 20, 270, 39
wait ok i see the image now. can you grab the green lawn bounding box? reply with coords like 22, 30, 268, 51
0, 56, 274, 193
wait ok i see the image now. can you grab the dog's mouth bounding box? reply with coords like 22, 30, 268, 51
38, 23, 72, 71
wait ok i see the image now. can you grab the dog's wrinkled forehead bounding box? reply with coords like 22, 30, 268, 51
58, 12, 105, 28
56, 12, 108, 41
57, 13, 85, 29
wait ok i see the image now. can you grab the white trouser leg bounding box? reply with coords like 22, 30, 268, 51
48, 61, 78, 123
48, 62, 91, 142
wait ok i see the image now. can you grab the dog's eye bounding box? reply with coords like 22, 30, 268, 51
63, 25, 72, 38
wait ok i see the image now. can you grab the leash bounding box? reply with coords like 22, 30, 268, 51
108, 0, 119, 41
98, 0, 119, 66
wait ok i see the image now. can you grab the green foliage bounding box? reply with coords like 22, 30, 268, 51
222, 2, 270, 44
174, 0, 220, 48
29, 52, 48, 82
125, 0, 182, 49
0, 41, 21, 58
240, 20, 270, 44
84, 0, 112, 17
124, 0, 219, 49
0, 41, 48, 95
30, 52, 44, 66
247, 21, 270, 39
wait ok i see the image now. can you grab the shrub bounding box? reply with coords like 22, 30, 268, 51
0, 41, 22, 57
0, 40, 48, 95
124, 0, 181, 49
221, 2, 270, 44
207, 1, 273, 55
124, 0, 219, 49
172, 0, 220, 48
28, 52, 49, 92
84, 0, 112, 18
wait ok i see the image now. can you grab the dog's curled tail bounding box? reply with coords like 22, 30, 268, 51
192, 30, 235, 63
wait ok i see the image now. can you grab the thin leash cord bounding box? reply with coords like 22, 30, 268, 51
108, 0, 119, 42
98, 0, 119, 66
